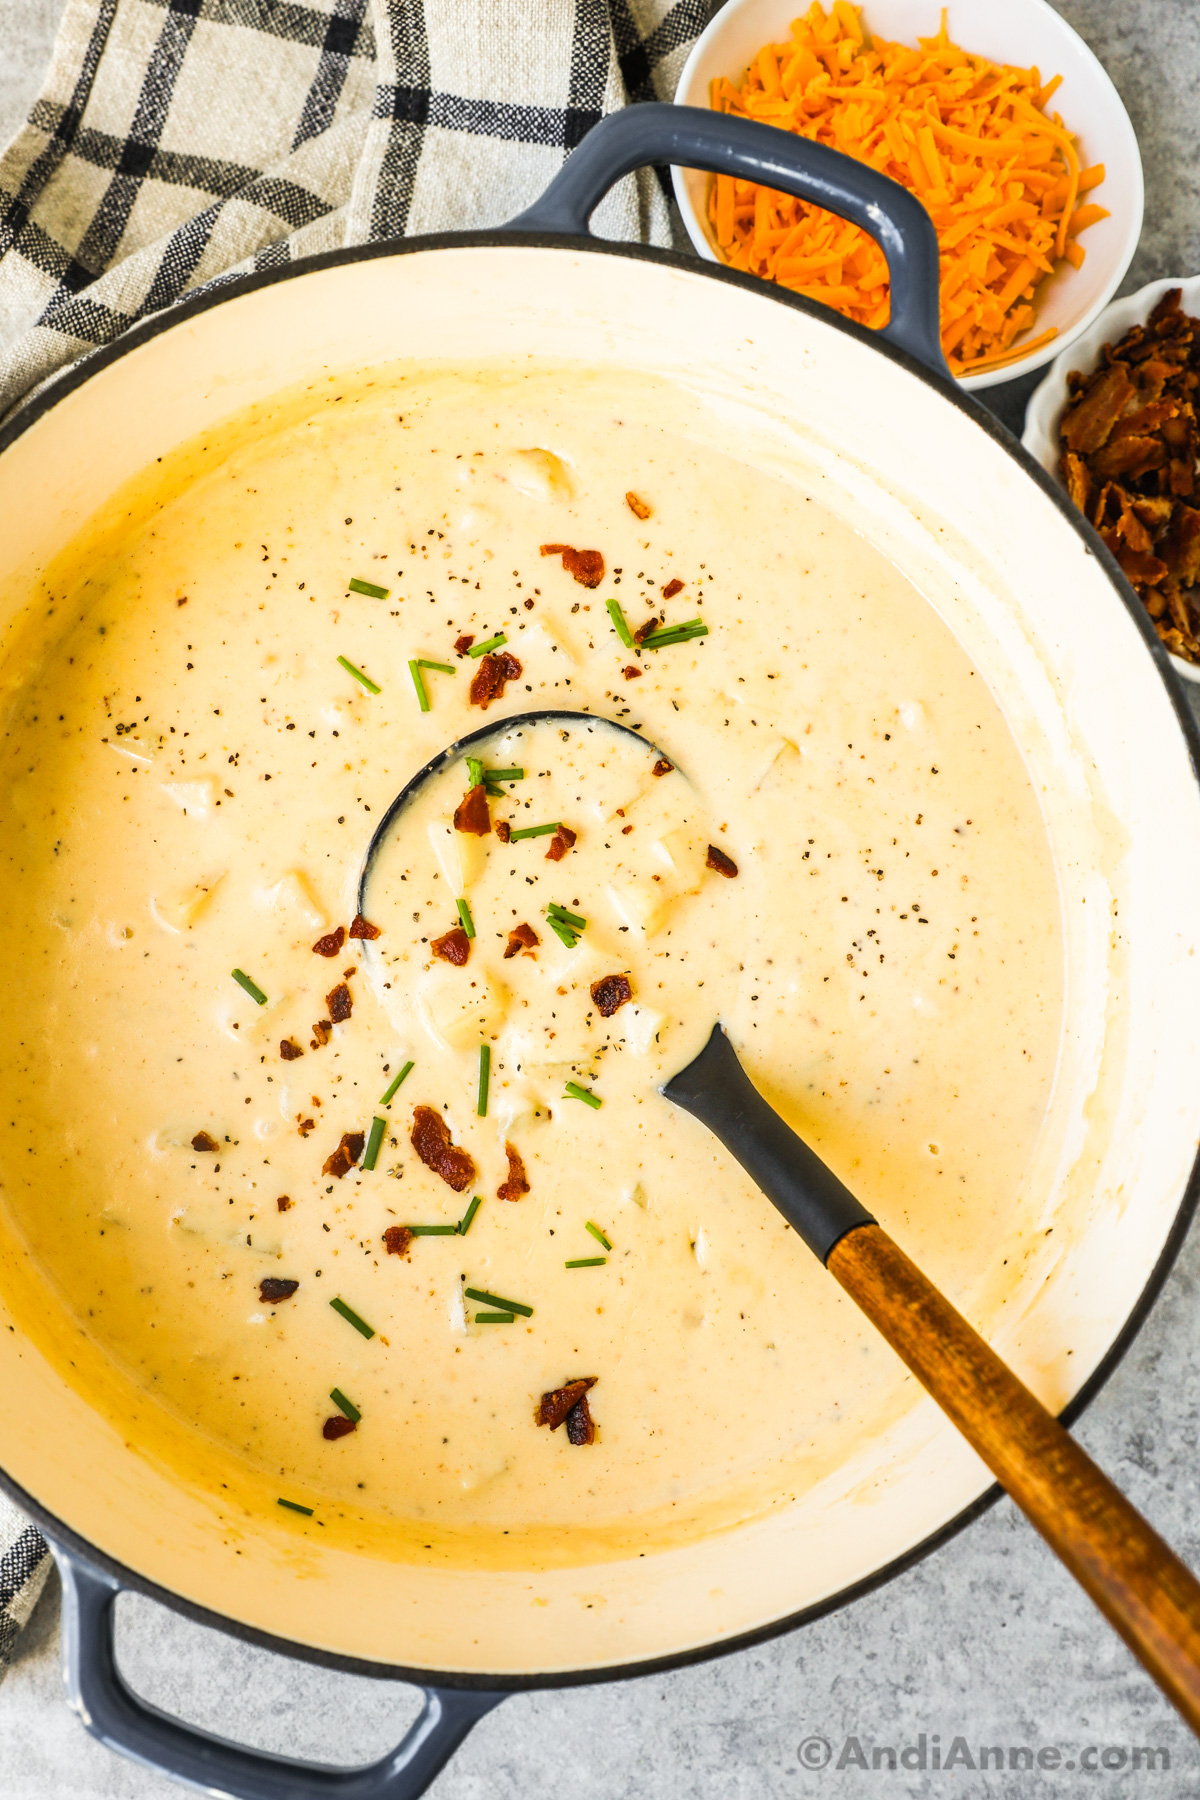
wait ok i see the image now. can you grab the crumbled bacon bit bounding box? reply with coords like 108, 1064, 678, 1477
652, 758, 674, 778
411, 1105, 476, 1191
494, 819, 512, 843
626, 491, 651, 520
431, 925, 471, 965
590, 973, 632, 1017
497, 1141, 529, 1202
1059, 289, 1200, 661
566, 1392, 596, 1445
633, 615, 662, 644
536, 1376, 597, 1431
276, 1194, 293, 1211
322, 1130, 365, 1179
545, 823, 576, 862
311, 1020, 332, 1048
662, 577, 684, 599
312, 925, 346, 957
259, 1277, 299, 1303
296, 1117, 316, 1137
623, 664, 642, 680
453, 782, 491, 835
383, 1224, 414, 1258
454, 633, 475, 655
323, 1416, 356, 1440
280, 1038, 304, 1061
191, 1131, 219, 1152
706, 844, 739, 877
348, 913, 381, 940
326, 982, 353, 1023
504, 922, 539, 958
540, 543, 605, 588
468, 649, 523, 708
1062, 362, 1135, 457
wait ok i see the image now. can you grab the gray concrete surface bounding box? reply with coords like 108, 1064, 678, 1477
2, 1, 1200, 1794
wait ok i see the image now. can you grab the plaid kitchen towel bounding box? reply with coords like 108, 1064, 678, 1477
0, 0, 710, 1671
0, 1493, 51, 1670
0, 0, 711, 418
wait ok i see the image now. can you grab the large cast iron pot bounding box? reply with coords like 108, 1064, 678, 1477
0, 107, 1197, 1797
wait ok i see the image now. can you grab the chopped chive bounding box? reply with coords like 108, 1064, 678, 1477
640, 621, 709, 650
361, 1115, 386, 1172
466, 755, 483, 788
546, 916, 579, 949
407, 1224, 459, 1235
330, 1296, 375, 1339
277, 1498, 314, 1516
565, 1081, 601, 1109
467, 633, 507, 658
381, 1060, 414, 1106
547, 902, 586, 928
408, 661, 430, 711
330, 1387, 361, 1423
458, 1194, 482, 1235
565, 1257, 607, 1268
484, 783, 506, 800
464, 1286, 533, 1318
456, 895, 476, 938
607, 598, 634, 647
509, 821, 561, 841
338, 655, 381, 694
475, 1312, 515, 1323
585, 1221, 613, 1250
487, 767, 524, 781
231, 968, 267, 1006
348, 577, 389, 600
417, 658, 455, 675
646, 616, 707, 634
477, 1043, 490, 1116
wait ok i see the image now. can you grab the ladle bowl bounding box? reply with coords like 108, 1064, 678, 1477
356, 708, 677, 918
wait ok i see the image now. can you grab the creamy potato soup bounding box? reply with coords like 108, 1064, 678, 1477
0, 366, 1063, 1566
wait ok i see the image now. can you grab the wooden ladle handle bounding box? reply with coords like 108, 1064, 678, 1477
829, 1224, 1200, 1732
663, 1028, 1200, 1728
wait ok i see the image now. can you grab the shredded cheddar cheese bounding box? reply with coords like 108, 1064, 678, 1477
708, 3, 1108, 376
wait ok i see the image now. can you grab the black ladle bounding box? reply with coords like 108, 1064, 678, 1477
357, 707, 673, 915
361, 710, 1200, 1732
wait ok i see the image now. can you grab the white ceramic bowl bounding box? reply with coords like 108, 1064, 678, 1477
671, 0, 1143, 391
1024, 273, 1200, 685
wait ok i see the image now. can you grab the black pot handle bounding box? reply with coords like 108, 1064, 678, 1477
56, 1546, 506, 1800
506, 102, 950, 381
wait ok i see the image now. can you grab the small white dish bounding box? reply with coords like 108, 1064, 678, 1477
672, 0, 1144, 391
1024, 272, 1200, 685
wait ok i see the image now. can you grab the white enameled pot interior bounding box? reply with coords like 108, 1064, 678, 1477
0, 245, 1197, 1677
671, 0, 1144, 392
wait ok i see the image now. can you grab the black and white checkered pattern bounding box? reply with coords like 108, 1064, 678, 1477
0, 0, 710, 1671
0, 1496, 51, 1672
0, 0, 710, 417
